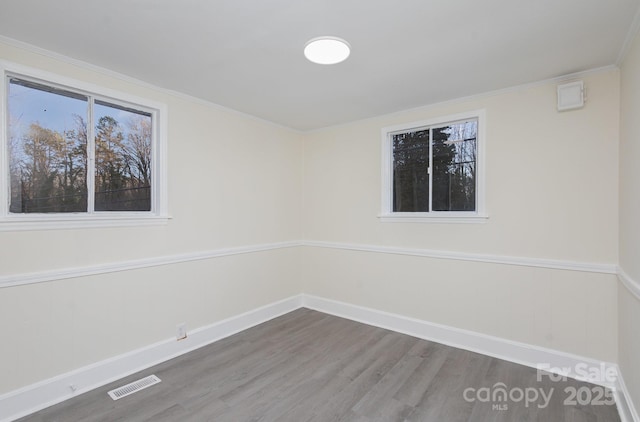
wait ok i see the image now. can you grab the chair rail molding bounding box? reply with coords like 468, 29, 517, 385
302, 240, 617, 274
0, 241, 301, 288
1, 240, 619, 289
618, 267, 640, 300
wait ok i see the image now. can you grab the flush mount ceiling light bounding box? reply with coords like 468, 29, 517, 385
304, 36, 351, 65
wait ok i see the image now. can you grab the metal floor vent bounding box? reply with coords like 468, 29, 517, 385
108, 375, 161, 400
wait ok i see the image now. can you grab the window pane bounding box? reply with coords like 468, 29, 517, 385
94, 102, 152, 211
392, 129, 430, 212
432, 120, 477, 211
8, 79, 88, 213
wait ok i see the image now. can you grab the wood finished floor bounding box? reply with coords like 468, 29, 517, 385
17, 308, 621, 422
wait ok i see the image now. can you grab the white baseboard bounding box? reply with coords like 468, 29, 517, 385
300, 294, 636, 421
615, 371, 640, 422
0, 295, 303, 422
2, 293, 637, 422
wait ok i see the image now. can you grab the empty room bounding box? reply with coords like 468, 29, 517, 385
1, 1, 640, 421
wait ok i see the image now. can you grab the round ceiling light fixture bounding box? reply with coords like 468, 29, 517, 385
304, 36, 351, 65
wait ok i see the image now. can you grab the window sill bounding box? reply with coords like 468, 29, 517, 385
0, 214, 171, 232
378, 213, 489, 224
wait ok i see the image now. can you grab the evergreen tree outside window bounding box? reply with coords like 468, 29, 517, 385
381, 111, 486, 223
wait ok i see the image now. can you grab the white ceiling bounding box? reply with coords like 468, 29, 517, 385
0, 0, 638, 131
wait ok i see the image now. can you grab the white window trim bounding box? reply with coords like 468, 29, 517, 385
379, 109, 487, 223
0, 60, 169, 231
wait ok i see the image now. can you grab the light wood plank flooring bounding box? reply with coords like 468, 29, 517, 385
17, 309, 621, 422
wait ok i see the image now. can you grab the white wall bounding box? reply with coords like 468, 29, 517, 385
619, 27, 640, 414
302, 69, 620, 362
0, 40, 304, 394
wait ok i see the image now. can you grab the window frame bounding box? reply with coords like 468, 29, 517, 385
0, 61, 169, 231
380, 110, 487, 223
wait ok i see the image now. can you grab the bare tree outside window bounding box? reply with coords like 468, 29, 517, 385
432, 121, 477, 211
94, 102, 152, 211
8, 80, 88, 213
7, 78, 152, 214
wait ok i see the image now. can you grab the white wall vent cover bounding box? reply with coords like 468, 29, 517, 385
557, 80, 585, 111
107, 375, 161, 400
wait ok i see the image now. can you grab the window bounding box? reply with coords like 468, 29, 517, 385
380, 111, 486, 223
1, 62, 168, 230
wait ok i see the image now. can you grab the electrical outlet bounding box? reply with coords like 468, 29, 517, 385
176, 323, 187, 340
